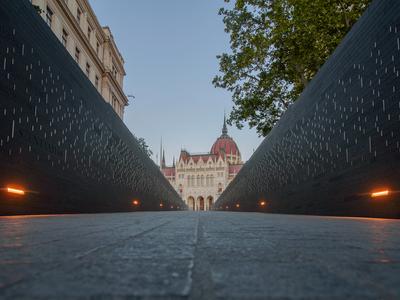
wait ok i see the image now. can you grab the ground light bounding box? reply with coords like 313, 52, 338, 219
132, 199, 140, 206
6, 187, 25, 195
235, 203, 240, 208
371, 190, 389, 198
260, 201, 267, 207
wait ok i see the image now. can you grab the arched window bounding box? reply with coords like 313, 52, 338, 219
187, 176, 190, 187
201, 175, 204, 186
197, 175, 200, 186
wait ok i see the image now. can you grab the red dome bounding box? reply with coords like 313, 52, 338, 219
211, 136, 240, 157
211, 116, 241, 158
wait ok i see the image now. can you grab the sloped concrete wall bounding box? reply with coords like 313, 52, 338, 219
0, 0, 185, 214
216, 0, 400, 218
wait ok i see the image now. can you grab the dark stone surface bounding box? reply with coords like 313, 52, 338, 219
215, 0, 400, 218
0, 0, 185, 214
0, 212, 399, 299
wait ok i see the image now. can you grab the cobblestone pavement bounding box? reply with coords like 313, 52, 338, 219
0, 212, 399, 299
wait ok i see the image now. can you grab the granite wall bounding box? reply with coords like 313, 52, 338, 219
0, 0, 185, 214
215, 0, 400, 218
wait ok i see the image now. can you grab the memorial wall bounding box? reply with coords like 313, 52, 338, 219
215, 0, 400, 218
0, 0, 185, 214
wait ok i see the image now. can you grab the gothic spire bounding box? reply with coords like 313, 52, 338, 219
159, 137, 163, 168
221, 114, 228, 137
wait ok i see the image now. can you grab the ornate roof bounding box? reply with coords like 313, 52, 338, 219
173, 116, 241, 166
162, 167, 175, 177
210, 116, 241, 158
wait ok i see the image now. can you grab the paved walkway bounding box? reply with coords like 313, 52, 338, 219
0, 212, 399, 299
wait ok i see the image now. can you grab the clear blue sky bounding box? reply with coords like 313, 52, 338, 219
90, 0, 262, 165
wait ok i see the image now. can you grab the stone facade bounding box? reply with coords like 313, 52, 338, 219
162, 118, 243, 210
30, 0, 128, 119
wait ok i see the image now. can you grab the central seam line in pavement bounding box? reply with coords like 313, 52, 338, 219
188, 214, 216, 300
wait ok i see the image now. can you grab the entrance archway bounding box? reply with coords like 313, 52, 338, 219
207, 196, 213, 210
187, 196, 195, 210
197, 196, 205, 211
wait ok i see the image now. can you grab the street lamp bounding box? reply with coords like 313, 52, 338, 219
126, 94, 135, 106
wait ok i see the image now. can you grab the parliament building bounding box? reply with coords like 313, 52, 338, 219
161, 118, 244, 210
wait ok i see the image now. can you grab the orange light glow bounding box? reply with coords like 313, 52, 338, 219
260, 201, 267, 207
159, 203, 164, 207
7, 187, 25, 195
371, 190, 389, 198
132, 199, 140, 206
235, 203, 240, 208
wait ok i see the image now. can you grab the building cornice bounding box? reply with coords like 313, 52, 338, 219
103, 31, 126, 75
104, 71, 129, 105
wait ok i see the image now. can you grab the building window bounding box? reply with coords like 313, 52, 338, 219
76, 7, 82, 25
46, 6, 53, 27
62, 29, 68, 47
95, 75, 99, 89
111, 93, 117, 110
74, 47, 80, 63
85, 63, 91, 77
112, 64, 118, 79
87, 25, 92, 41
96, 41, 100, 55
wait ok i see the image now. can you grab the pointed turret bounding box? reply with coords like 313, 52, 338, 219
162, 149, 166, 168
222, 114, 228, 137
159, 137, 163, 169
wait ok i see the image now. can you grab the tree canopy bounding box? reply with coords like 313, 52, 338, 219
213, 0, 371, 136
136, 137, 153, 158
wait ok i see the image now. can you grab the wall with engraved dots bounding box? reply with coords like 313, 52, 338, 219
0, 0, 185, 214
215, 0, 400, 218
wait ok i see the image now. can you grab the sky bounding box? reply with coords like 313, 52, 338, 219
90, 0, 263, 165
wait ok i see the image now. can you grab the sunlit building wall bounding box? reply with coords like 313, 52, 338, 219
30, 0, 128, 119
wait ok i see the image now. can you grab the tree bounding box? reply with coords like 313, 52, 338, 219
213, 0, 371, 136
136, 137, 153, 157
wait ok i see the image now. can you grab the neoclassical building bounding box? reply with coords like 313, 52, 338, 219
162, 118, 244, 210
31, 0, 128, 119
